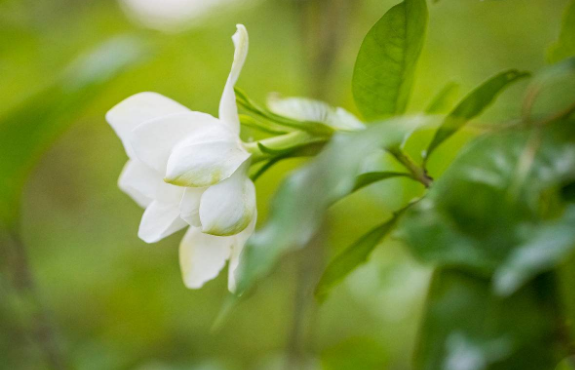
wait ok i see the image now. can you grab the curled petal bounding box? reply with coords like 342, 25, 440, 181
179, 187, 206, 227
165, 131, 250, 187
199, 162, 256, 236
219, 24, 249, 134
228, 212, 257, 293
131, 111, 223, 173
179, 227, 233, 289
106, 92, 189, 157
138, 201, 187, 243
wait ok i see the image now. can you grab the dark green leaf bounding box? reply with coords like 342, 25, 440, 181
548, 0, 575, 64
235, 116, 430, 295
402, 121, 575, 294
352, 0, 428, 120
426, 70, 530, 159
425, 82, 460, 114
0, 36, 148, 229
315, 216, 399, 302
415, 269, 563, 370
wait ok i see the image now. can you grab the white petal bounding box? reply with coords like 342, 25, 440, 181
219, 24, 249, 134
179, 187, 206, 227
329, 108, 365, 130
118, 159, 158, 208
267, 95, 365, 130
228, 212, 257, 293
267, 95, 331, 123
199, 162, 256, 236
106, 92, 189, 157
165, 132, 250, 187
131, 111, 223, 173
138, 201, 187, 243
179, 227, 233, 289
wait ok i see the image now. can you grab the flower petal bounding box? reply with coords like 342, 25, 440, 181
106, 92, 189, 157
267, 95, 364, 130
165, 132, 250, 187
228, 212, 257, 293
118, 159, 159, 208
131, 111, 223, 173
179, 227, 233, 289
267, 95, 331, 123
199, 162, 256, 236
138, 200, 187, 243
179, 187, 206, 227
219, 24, 249, 134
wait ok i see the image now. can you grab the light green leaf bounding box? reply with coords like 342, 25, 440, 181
314, 216, 399, 302
235, 116, 430, 295
548, 0, 575, 64
352, 0, 428, 120
353, 171, 411, 192
415, 269, 563, 370
425, 70, 530, 159
425, 82, 460, 114
0, 36, 149, 229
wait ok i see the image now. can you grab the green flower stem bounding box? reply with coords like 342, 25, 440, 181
244, 131, 329, 163
388, 147, 433, 188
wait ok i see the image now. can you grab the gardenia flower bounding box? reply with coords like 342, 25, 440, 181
106, 25, 255, 291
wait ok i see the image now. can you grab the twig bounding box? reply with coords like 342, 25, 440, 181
388, 148, 433, 188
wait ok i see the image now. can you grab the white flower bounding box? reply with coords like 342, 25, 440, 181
106, 25, 255, 291
120, 0, 252, 33
267, 94, 365, 131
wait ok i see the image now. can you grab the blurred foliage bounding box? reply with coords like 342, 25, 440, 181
1, 0, 575, 369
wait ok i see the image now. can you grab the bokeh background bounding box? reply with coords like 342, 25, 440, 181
0, 0, 570, 368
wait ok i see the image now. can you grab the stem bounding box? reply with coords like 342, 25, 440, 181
388, 148, 433, 188
0, 229, 68, 370
284, 230, 325, 370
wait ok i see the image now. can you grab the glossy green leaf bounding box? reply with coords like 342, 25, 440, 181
315, 215, 399, 302
402, 120, 575, 294
548, 0, 575, 64
426, 70, 530, 159
415, 269, 563, 370
352, 0, 428, 120
235, 116, 431, 295
425, 82, 460, 114
0, 36, 148, 229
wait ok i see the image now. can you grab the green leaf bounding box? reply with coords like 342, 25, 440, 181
548, 0, 575, 64
352, 0, 428, 120
402, 120, 575, 294
235, 116, 431, 295
353, 171, 411, 192
0, 36, 149, 229
415, 269, 564, 370
315, 216, 399, 302
425, 82, 460, 114
425, 70, 530, 159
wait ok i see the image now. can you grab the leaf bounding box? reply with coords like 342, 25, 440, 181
425, 82, 460, 114
235, 116, 430, 296
352, 0, 428, 120
352, 171, 411, 192
0, 36, 149, 229
314, 216, 399, 302
414, 269, 563, 370
401, 120, 575, 294
425, 70, 530, 159
548, 0, 575, 64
